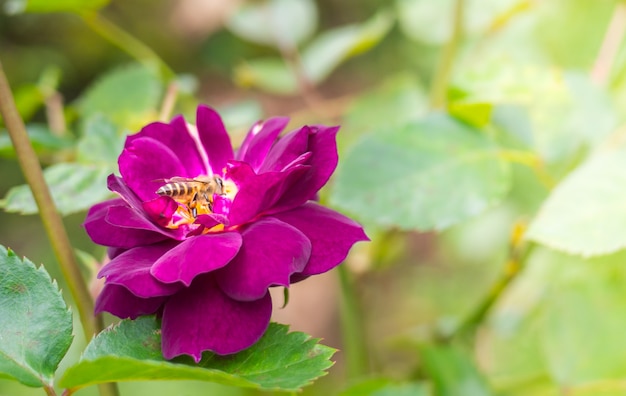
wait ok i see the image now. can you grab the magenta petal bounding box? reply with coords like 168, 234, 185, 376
259, 126, 310, 173
119, 136, 189, 201
95, 283, 165, 319
226, 161, 309, 225
162, 276, 272, 360
216, 217, 311, 301
276, 125, 340, 208
127, 119, 206, 176
151, 232, 242, 286
98, 243, 183, 298
237, 117, 289, 171
196, 105, 234, 174
272, 202, 368, 275
84, 199, 168, 248
142, 196, 179, 227
107, 205, 183, 240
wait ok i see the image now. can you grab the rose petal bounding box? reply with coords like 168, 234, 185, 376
119, 136, 189, 201
237, 117, 289, 171
162, 276, 272, 360
95, 283, 165, 319
127, 118, 206, 177
259, 126, 310, 173
216, 217, 311, 301
84, 199, 168, 248
272, 202, 368, 275
226, 161, 309, 225
196, 105, 234, 174
275, 125, 339, 208
151, 232, 242, 286
106, 205, 184, 240
142, 196, 179, 227
98, 243, 183, 298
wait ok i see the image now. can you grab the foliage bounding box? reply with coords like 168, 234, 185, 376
2, 0, 626, 395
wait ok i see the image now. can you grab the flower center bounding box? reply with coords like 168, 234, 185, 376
162, 175, 238, 231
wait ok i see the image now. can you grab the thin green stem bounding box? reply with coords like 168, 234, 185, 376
0, 60, 119, 396
448, 223, 532, 341
497, 149, 556, 189
80, 12, 175, 81
429, 0, 465, 109
337, 264, 369, 378
44, 385, 57, 396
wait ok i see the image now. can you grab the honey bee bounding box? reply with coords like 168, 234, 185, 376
156, 175, 224, 217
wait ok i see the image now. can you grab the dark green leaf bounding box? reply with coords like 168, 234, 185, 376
302, 10, 393, 84
1, 163, 113, 215
419, 343, 492, 396
227, 0, 317, 48
526, 146, 626, 257
75, 63, 163, 130
76, 114, 124, 165
330, 114, 511, 231
340, 378, 431, 396
0, 246, 73, 387
4, 0, 109, 14
0, 124, 74, 159
60, 317, 336, 392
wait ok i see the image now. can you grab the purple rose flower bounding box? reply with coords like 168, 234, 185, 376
84, 105, 368, 361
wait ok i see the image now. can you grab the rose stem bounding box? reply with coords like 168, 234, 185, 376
0, 60, 119, 396
446, 222, 531, 342
338, 264, 370, 378
79, 11, 176, 81
429, 0, 465, 109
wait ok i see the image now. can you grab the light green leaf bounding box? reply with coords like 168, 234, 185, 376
0, 124, 74, 159
227, 0, 317, 48
526, 146, 626, 257
343, 73, 427, 136
340, 378, 430, 396
4, 0, 108, 14
302, 10, 393, 84
60, 317, 335, 392
330, 114, 511, 231
448, 102, 493, 128
76, 114, 124, 165
234, 11, 393, 95
0, 163, 112, 215
0, 246, 73, 387
396, 0, 520, 45
540, 251, 626, 386
234, 58, 298, 95
75, 63, 162, 130
419, 343, 492, 396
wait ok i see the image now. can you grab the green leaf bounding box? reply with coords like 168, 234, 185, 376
419, 343, 492, 396
330, 114, 511, 231
227, 0, 317, 48
234, 58, 298, 95
76, 114, 124, 165
526, 146, 626, 257
0, 246, 73, 387
448, 102, 493, 128
301, 10, 393, 84
75, 63, 163, 130
1, 163, 113, 215
60, 317, 336, 392
340, 378, 430, 396
234, 11, 393, 95
540, 251, 626, 386
4, 0, 108, 14
343, 73, 427, 135
0, 124, 74, 159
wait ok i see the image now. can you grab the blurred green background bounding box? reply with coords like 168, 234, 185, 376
3, 0, 626, 395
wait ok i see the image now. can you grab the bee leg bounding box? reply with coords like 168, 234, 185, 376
189, 192, 199, 218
